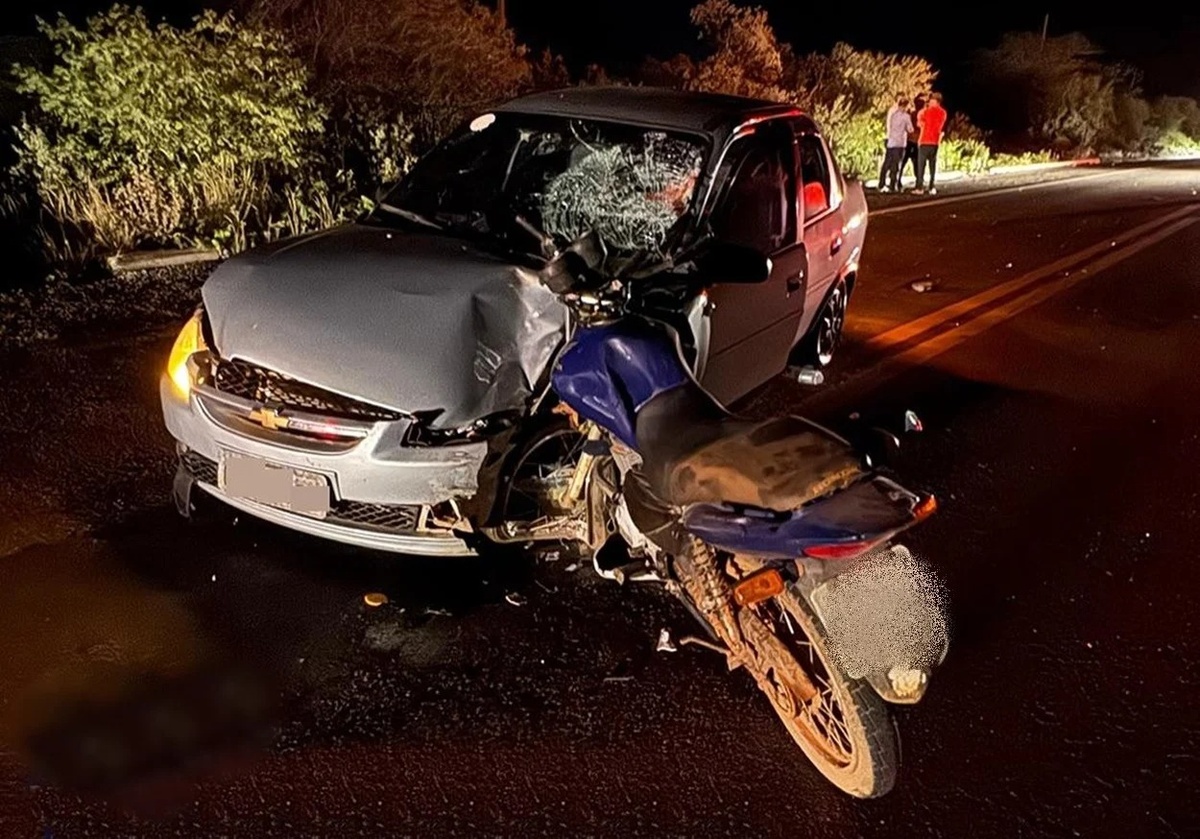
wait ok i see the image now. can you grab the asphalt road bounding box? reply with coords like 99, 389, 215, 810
2, 162, 1200, 838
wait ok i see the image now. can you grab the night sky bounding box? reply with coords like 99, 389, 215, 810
1, 1, 1197, 100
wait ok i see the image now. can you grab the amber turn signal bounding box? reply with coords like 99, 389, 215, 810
912, 494, 938, 523
733, 568, 785, 606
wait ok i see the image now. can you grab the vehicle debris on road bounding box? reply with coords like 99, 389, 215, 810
794, 366, 825, 385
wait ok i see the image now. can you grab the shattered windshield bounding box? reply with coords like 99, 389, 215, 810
380, 112, 707, 256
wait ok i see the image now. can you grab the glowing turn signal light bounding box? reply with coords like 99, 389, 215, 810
167, 310, 206, 397
733, 568, 785, 606
912, 494, 938, 523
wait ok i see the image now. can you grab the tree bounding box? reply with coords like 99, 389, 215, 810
685, 0, 789, 101
970, 31, 1146, 154
1149, 95, 1200, 138
244, 0, 532, 148
633, 1, 949, 178
789, 42, 936, 118
635, 53, 697, 89
531, 48, 571, 90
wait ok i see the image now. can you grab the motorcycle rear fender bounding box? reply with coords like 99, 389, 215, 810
795, 544, 948, 706
681, 475, 922, 560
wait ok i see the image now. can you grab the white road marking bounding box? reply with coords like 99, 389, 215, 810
869, 168, 1126, 217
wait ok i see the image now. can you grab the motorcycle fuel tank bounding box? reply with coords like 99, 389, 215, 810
551, 317, 689, 448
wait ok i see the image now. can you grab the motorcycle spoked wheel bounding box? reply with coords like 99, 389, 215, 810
748, 581, 898, 798
490, 421, 603, 559
499, 425, 588, 522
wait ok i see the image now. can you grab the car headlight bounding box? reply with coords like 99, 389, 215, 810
167, 309, 208, 397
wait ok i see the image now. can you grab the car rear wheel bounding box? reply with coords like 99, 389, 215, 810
798, 280, 848, 368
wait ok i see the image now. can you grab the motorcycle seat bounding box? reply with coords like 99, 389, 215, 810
634, 383, 865, 513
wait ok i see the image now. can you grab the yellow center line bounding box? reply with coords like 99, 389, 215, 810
889, 214, 1200, 367
863, 203, 1199, 353
801, 208, 1200, 410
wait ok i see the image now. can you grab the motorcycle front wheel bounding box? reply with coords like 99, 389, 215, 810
750, 584, 898, 798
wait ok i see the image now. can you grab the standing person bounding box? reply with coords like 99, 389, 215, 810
881, 95, 913, 193
899, 94, 924, 188
876, 97, 902, 191
914, 92, 948, 194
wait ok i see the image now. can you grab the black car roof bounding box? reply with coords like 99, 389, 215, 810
494, 86, 814, 138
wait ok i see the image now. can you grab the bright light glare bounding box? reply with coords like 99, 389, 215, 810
168, 311, 205, 396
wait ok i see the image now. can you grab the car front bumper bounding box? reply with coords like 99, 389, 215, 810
161, 375, 487, 556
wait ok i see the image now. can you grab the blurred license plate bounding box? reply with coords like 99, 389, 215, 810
218, 451, 330, 517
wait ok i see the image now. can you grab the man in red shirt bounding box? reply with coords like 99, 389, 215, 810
914, 92, 948, 194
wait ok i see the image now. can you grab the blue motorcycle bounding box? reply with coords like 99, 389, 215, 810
486, 229, 948, 798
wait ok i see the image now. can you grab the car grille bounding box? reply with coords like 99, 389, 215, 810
328, 501, 422, 532
181, 450, 218, 485
179, 451, 422, 534
212, 357, 404, 423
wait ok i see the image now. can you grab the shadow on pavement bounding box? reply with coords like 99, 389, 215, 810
16, 502, 545, 818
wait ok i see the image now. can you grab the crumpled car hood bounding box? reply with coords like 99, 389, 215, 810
202, 224, 567, 429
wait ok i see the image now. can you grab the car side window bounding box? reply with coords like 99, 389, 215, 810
797, 133, 839, 221
708, 128, 795, 254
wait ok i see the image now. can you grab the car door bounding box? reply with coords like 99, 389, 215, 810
792, 128, 846, 344
700, 120, 808, 404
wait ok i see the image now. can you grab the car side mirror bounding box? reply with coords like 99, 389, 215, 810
562, 229, 607, 272
864, 427, 901, 468
841, 416, 901, 468
692, 240, 772, 284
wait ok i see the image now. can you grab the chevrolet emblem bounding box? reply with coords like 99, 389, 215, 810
248, 406, 290, 430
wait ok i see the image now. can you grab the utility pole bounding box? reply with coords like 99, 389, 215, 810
498, 0, 506, 25
1041, 13, 1049, 44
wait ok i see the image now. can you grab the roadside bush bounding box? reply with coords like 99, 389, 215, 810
808, 99, 879, 180
991, 150, 1054, 167
1152, 129, 1200, 158
937, 138, 992, 175
943, 112, 986, 144
1150, 96, 1200, 140
10, 6, 332, 267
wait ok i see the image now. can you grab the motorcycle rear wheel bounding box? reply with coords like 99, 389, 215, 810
753, 585, 898, 798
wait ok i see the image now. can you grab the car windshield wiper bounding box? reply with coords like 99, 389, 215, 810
374, 202, 443, 230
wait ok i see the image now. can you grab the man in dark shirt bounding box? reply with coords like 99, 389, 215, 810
899, 94, 924, 189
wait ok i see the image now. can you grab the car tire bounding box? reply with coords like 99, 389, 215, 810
796, 279, 848, 368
